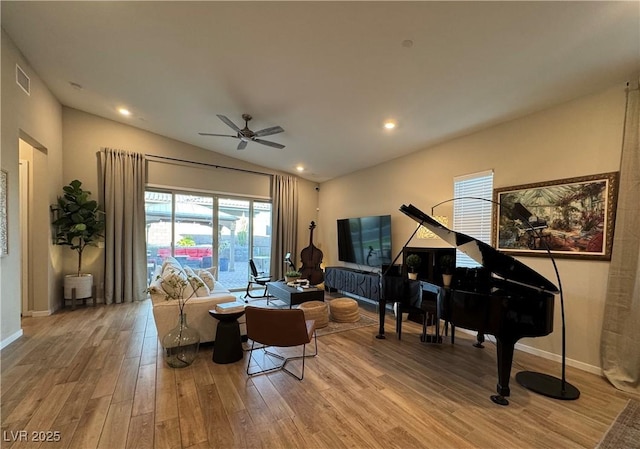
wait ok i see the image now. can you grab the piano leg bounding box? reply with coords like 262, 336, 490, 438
473, 332, 485, 348
376, 295, 386, 339
491, 337, 516, 406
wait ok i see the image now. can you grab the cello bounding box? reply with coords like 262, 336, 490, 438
299, 221, 324, 285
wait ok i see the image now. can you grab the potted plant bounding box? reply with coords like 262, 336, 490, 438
405, 254, 422, 280
218, 239, 230, 272
285, 270, 302, 283
439, 254, 455, 287
52, 180, 105, 300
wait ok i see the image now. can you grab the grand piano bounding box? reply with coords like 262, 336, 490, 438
379, 204, 559, 405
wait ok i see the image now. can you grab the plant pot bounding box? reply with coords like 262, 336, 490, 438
64, 274, 93, 299
408, 272, 418, 280
442, 273, 453, 287
285, 276, 300, 283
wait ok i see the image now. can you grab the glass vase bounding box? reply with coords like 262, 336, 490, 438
162, 313, 200, 368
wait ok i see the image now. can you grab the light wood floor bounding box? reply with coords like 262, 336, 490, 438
1, 298, 638, 449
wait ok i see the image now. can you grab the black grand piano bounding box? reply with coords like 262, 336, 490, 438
379, 204, 559, 406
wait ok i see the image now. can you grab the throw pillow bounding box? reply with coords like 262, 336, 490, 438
197, 269, 216, 290
161, 256, 182, 272
158, 266, 195, 300
201, 265, 218, 279
183, 266, 210, 297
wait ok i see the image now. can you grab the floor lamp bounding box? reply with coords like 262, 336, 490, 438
431, 196, 580, 401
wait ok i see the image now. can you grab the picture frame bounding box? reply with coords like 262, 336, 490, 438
1, 169, 7, 256
493, 172, 619, 260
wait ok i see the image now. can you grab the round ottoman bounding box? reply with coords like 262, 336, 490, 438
329, 298, 360, 323
298, 301, 329, 328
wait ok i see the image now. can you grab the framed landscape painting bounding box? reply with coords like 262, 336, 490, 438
493, 172, 619, 260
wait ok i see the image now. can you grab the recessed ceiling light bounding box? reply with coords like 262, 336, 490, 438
296, 165, 305, 172
402, 39, 414, 48
118, 108, 131, 116
384, 121, 396, 130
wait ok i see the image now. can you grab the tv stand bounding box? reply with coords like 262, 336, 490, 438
324, 267, 380, 301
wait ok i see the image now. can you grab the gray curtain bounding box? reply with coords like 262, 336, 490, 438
100, 148, 147, 303
601, 79, 640, 392
271, 175, 298, 280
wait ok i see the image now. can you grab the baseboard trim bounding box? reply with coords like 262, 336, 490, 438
1, 329, 24, 350
31, 309, 53, 317
455, 328, 602, 375
514, 341, 602, 375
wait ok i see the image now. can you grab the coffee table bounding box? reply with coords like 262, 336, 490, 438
266, 281, 324, 308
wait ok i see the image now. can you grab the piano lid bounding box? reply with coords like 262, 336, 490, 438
400, 204, 559, 294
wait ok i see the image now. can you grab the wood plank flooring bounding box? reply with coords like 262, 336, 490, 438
1, 298, 638, 449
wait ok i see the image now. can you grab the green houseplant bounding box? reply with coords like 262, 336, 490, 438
285, 270, 302, 283
52, 180, 105, 300
405, 254, 422, 280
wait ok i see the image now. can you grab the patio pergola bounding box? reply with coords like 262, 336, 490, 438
145, 202, 241, 271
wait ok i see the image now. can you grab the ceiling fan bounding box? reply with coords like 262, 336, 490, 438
199, 114, 285, 150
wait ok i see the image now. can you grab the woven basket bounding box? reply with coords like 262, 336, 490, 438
298, 301, 329, 328
328, 298, 360, 323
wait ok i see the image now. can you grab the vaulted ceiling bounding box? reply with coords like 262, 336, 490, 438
2, 1, 639, 182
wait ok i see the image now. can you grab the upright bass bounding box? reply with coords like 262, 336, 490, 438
299, 221, 324, 285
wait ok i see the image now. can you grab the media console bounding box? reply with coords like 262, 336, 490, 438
324, 267, 380, 301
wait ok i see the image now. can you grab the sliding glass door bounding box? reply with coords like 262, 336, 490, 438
145, 190, 271, 291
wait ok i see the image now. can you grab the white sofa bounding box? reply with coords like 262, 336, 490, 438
149, 258, 246, 345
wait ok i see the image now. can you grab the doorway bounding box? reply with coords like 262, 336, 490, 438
17, 137, 49, 316
19, 159, 29, 315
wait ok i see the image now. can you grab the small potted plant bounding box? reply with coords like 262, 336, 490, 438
285, 270, 302, 283
405, 254, 422, 280
52, 180, 105, 301
439, 254, 455, 287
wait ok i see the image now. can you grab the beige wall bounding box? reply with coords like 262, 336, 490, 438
62, 108, 318, 298
1, 30, 64, 345
317, 85, 626, 372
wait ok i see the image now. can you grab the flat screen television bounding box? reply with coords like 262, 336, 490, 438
337, 215, 392, 267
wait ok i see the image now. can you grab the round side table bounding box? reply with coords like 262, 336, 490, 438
208, 309, 245, 364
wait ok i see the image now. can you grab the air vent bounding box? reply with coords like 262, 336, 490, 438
16, 64, 30, 95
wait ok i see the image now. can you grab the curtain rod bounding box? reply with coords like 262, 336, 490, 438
145, 154, 273, 177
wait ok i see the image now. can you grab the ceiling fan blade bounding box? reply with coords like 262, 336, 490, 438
253, 138, 285, 149
253, 126, 284, 137
237, 140, 248, 150
198, 132, 238, 138
216, 114, 242, 133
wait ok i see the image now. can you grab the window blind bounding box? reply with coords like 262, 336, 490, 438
453, 170, 494, 267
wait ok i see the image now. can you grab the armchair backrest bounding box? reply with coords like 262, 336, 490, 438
245, 306, 314, 347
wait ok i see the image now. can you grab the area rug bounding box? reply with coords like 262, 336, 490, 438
315, 313, 377, 337
595, 399, 640, 449
239, 296, 378, 337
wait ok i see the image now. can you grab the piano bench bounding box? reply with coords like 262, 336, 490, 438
395, 304, 440, 343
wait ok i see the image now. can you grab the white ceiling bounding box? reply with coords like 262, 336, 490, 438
2, 1, 639, 182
